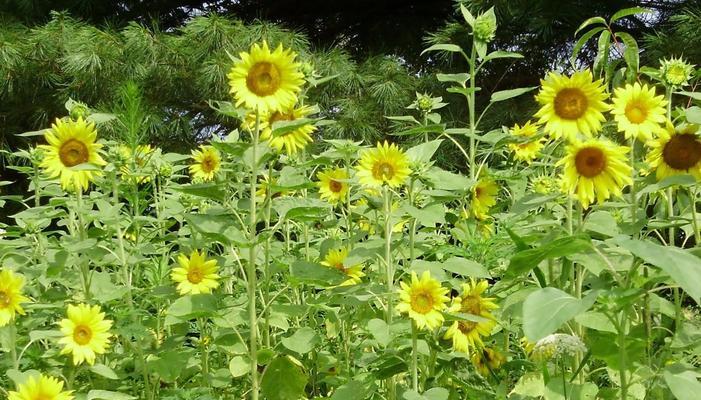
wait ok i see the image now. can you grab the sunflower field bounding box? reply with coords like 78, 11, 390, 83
2, 2, 701, 400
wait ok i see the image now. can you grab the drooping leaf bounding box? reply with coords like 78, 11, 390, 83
523, 287, 598, 341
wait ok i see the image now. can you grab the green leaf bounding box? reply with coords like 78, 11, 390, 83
185, 212, 246, 245
574, 16, 606, 36
421, 43, 464, 56
506, 235, 592, 277
593, 30, 611, 78
460, 4, 475, 27
637, 174, 695, 195
289, 261, 346, 286
172, 183, 225, 202
15, 129, 50, 137
331, 380, 372, 400
489, 87, 536, 103
686, 106, 701, 124
166, 294, 219, 321
436, 73, 469, 84
440, 256, 490, 278
367, 318, 391, 347
510, 372, 545, 397
404, 204, 445, 227
281, 327, 320, 355
615, 32, 639, 77
426, 168, 474, 191
676, 92, 701, 101
260, 356, 308, 400
615, 238, 701, 304
146, 348, 195, 382
523, 287, 598, 341
87, 390, 136, 400
571, 26, 605, 61
405, 139, 443, 163
392, 124, 444, 137
610, 7, 651, 23
229, 356, 250, 378
483, 51, 523, 62
664, 364, 701, 400
90, 364, 120, 380
271, 117, 317, 139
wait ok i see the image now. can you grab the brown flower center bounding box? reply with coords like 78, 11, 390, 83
246, 62, 282, 97
187, 268, 204, 284
474, 186, 483, 199
329, 180, 343, 193
410, 290, 434, 314
334, 263, 347, 273
458, 295, 482, 334
575, 146, 606, 178
201, 155, 217, 173
662, 134, 701, 170
554, 88, 588, 120
625, 103, 647, 124
372, 162, 395, 181
73, 325, 93, 345
0, 291, 10, 307
59, 139, 89, 167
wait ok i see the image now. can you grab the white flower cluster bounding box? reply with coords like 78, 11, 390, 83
532, 333, 586, 361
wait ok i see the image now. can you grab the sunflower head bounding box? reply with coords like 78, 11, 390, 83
0, 269, 29, 327
534, 70, 610, 141
471, 347, 505, 376
321, 247, 365, 286
611, 82, 667, 141
171, 250, 220, 295
8, 374, 74, 400
38, 117, 106, 192
356, 141, 412, 188
444, 279, 498, 354
58, 304, 113, 366
559, 139, 632, 208
227, 41, 305, 113
256, 105, 316, 154
509, 121, 544, 163
659, 57, 695, 87
317, 167, 350, 205
530, 175, 557, 195
189, 145, 221, 182
646, 121, 701, 181
119, 144, 155, 184
396, 271, 449, 330
471, 177, 498, 220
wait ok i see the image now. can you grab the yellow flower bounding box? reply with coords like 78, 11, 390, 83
444, 279, 498, 354
396, 271, 449, 330
611, 83, 667, 141
189, 145, 221, 182
257, 105, 316, 154
58, 304, 113, 365
471, 347, 505, 376
508, 121, 544, 163
471, 177, 498, 220
559, 139, 632, 208
256, 174, 289, 199
356, 141, 411, 188
530, 174, 557, 195
0, 269, 29, 326
38, 117, 106, 192
659, 57, 695, 87
171, 250, 220, 295
317, 168, 349, 205
534, 70, 610, 141
321, 247, 365, 286
119, 144, 155, 183
228, 41, 304, 113
646, 121, 701, 181
8, 374, 73, 400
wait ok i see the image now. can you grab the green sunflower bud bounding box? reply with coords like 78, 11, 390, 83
473, 8, 497, 43
659, 57, 695, 87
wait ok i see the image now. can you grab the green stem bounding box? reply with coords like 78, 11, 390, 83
617, 312, 628, 400
8, 325, 18, 370
75, 189, 91, 300
263, 162, 273, 348
629, 139, 638, 236
468, 44, 477, 179
411, 321, 419, 392
689, 187, 701, 244
383, 185, 394, 324
248, 109, 261, 400
199, 318, 210, 385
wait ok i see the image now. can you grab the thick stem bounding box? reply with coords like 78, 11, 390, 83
411, 321, 419, 392
689, 187, 701, 244
468, 44, 477, 179
617, 312, 628, 400
629, 139, 638, 235
248, 109, 260, 400
75, 189, 91, 300
383, 185, 394, 324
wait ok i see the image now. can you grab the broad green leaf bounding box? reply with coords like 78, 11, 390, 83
90, 364, 120, 380
489, 87, 536, 103
510, 372, 545, 397
29, 330, 62, 341
405, 139, 443, 163
185, 212, 246, 245
289, 261, 346, 286
367, 318, 391, 347
637, 174, 695, 195
404, 204, 445, 227
172, 183, 225, 202
146, 349, 195, 382
610, 7, 651, 23
229, 356, 250, 378
166, 294, 219, 320
392, 124, 444, 137
572, 26, 605, 61
483, 51, 523, 62
426, 168, 474, 191
616, 31, 639, 77
87, 390, 136, 400
436, 73, 469, 84
615, 238, 701, 304
261, 356, 308, 400
506, 235, 592, 277
686, 106, 701, 124
545, 379, 598, 400
664, 364, 701, 400
574, 16, 606, 36
676, 91, 701, 101
523, 287, 598, 341
281, 327, 319, 354
460, 4, 475, 26
331, 380, 372, 400
421, 43, 463, 56
593, 30, 611, 78
440, 256, 490, 278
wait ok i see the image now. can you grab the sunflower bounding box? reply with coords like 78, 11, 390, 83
119, 144, 155, 183
317, 168, 350, 205
0, 269, 29, 326
471, 347, 505, 376
559, 139, 632, 208
256, 174, 289, 199
189, 145, 221, 182
530, 174, 557, 195
470, 177, 498, 220
508, 121, 545, 163
534, 70, 610, 141
38, 117, 106, 191
58, 304, 113, 365
611, 83, 667, 141
396, 271, 449, 330
646, 121, 701, 181
444, 279, 498, 354
659, 57, 695, 87
171, 250, 220, 295
8, 374, 73, 400
321, 247, 365, 286
258, 105, 316, 154
356, 141, 412, 188
227, 41, 304, 113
